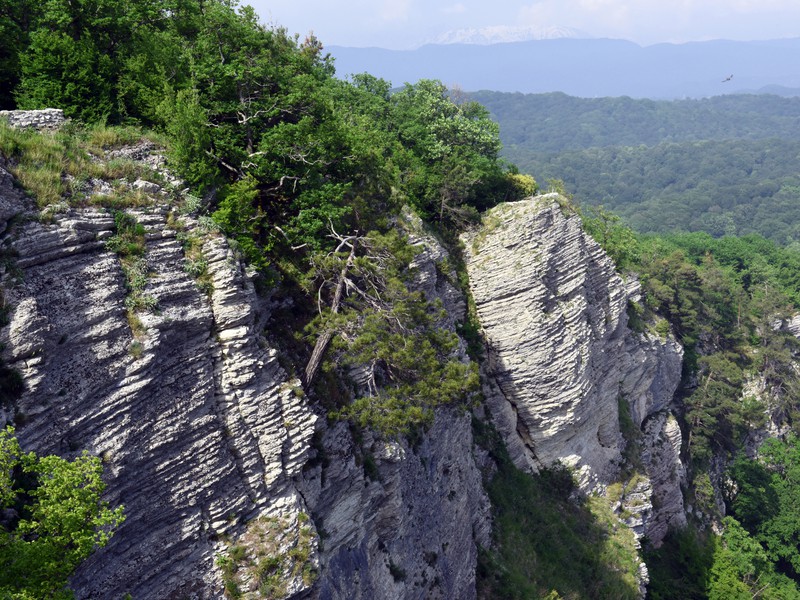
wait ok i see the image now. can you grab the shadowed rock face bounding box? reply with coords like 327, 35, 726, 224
463, 195, 685, 543
300, 216, 491, 600
302, 410, 490, 600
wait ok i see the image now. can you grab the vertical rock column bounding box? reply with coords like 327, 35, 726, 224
463, 195, 629, 487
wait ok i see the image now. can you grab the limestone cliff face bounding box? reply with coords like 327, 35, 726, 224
300, 216, 490, 600
0, 188, 318, 596
301, 410, 489, 600
462, 194, 686, 543
0, 128, 489, 598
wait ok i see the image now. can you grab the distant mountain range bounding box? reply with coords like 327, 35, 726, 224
328, 38, 800, 99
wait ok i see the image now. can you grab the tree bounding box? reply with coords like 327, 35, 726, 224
707, 517, 800, 600
0, 0, 41, 108
391, 79, 506, 221
0, 427, 125, 599
756, 436, 800, 579
304, 229, 479, 438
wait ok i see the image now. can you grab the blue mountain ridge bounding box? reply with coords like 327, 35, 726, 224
328, 38, 800, 99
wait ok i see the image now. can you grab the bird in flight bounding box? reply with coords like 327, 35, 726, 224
722, 74, 733, 82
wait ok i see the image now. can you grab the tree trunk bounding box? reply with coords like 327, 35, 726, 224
303, 241, 356, 387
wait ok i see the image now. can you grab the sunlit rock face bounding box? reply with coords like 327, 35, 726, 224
463, 194, 685, 543
0, 143, 317, 597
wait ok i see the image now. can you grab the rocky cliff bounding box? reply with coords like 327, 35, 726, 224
0, 118, 490, 599
462, 195, 686, 544
296, 212, 491, 600
0, 175, 319, 596
1, 114, 691, 598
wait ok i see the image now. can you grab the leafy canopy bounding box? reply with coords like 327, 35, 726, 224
0, 427, 125, 600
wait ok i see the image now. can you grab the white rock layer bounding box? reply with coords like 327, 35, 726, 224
463, 195, 686, 543
0, 193, 317, 597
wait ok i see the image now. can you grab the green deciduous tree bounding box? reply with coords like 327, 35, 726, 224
707, 517, 800, 600
392, 79, 507, 221
0, 427, 124, 599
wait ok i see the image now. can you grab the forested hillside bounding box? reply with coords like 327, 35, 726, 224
472, 91, 800, 244
3, 2, 800, 599
584, 213, 800, 599
469, 92, 800, 152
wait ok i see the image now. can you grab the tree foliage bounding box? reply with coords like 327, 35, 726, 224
0, 427, 124, 599
304, 228, 479, 438
728, 436, 800, 585
706, 517, 800, 600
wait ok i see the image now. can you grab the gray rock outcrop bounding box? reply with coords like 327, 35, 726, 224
0, 108, 66, 129
301, 211, 491, 599
462, 194, 685, 543
303, 410, 490, 600
0, 168, 317, 596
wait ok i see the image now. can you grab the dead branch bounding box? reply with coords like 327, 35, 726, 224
304, 237, 358, 387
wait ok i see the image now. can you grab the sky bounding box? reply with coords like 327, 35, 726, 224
247, 0, 800, 49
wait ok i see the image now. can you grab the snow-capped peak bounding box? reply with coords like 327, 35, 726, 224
425, 25, 587, 46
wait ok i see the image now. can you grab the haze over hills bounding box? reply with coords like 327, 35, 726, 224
329, 37, 800, 99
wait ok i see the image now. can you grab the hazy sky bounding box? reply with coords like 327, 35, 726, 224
247, 0, 800, 49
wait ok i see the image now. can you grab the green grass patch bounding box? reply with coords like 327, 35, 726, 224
217, 513, 318, 599
475, 418, 641, 600
105, 212, 157, 341
0, 121, 164, 209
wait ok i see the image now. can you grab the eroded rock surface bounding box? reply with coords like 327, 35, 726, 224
302, 410, 490, 600
0, 172, 317, 597
464, 195, 628, 485
301, 213, 491, 599
463, 194, 685, 544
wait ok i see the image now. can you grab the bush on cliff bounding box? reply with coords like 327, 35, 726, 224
0, 427, 125, 599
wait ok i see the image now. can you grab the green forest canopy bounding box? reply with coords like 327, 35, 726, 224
470, 90, 800, 245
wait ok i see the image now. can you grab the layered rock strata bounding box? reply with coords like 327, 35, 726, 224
301, 211, 491, 599
0, 173, 317, 596
0, 108, 66, 129
1, 136, 491, 597
463, 194, 685, 543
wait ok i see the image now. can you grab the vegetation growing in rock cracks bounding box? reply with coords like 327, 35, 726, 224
4, 0, 800, 598
216, 513, 317, 599
473, 418, 641, 600
583, 204, 800, 598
